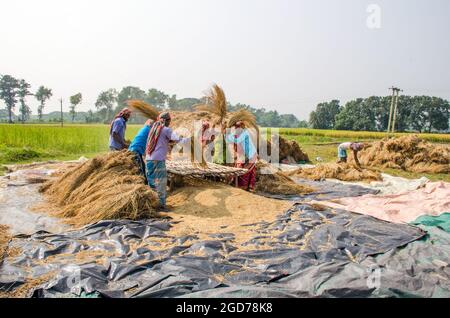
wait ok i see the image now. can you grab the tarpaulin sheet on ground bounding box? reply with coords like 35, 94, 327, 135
1, 203, 436, 298
264, 178, 379, 201
313, 181, 450, 223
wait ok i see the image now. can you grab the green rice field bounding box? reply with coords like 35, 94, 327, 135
0, 123, 449, 181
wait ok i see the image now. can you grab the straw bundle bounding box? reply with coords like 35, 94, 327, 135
195, 84, 228, 124
126, 100, 159, 121
227, 109, 258, 131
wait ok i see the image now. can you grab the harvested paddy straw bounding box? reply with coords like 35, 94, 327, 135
355, 135, 450, 174
195, 83, 228, 124
269, 135, 309, 163
126, 99, 159, 121
255, 161, 315, 195
0, 224, 11, 263
39, 151, 159, 226
287, 163, 382, 182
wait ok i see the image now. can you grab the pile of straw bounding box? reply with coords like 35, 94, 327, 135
269, 135, 309, 163
255, 161, 315, 195
356, 135, 450, 174
39, 151, 159, 227
0, 224, 11, 263
286, 163, 382, 182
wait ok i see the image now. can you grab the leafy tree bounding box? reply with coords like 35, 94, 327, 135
35, 86, 53, 121
145, 88, 168, 109
309, 100, 341, 129
69, 93, 82, 122
17, 79, 32, 123
334, 98, 376, 131
0, 74, 20, 123
95, 89, 117, 122
117, 86, 146, 108
298, 120, 309, 128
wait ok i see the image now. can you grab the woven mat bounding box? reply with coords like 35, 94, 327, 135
166, 160, 247, 178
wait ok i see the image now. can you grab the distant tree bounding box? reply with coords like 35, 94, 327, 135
17, 79, 32, 123
335, 98, 376, 131
298, 120, 309, 128
116, 86, 146, 108
309, 100, 341, 129
167, 94, 178, 110
145, 88, 168, 109
0, 74, 20, 123
69, 93, 82, 122
95, 89, 117, 121
35, 86, 53, 121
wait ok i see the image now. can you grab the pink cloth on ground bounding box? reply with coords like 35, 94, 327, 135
315, 181, 450, 224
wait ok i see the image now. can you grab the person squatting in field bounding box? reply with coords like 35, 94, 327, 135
337, 142, 364, 166
109, 108, 132, 151
128, 119, 154, 185
145, 112, 189, 211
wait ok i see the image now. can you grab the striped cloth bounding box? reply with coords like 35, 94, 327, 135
146, 160, 168, 207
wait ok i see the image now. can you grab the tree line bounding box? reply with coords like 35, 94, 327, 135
0, 74, 304, 128
309, 96, 450, 133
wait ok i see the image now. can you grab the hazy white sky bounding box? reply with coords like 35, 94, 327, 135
1, 0, 449, 119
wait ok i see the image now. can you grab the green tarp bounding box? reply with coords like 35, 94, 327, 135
411, 213, 450, 233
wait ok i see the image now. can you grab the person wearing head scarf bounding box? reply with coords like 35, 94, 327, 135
145, 112, 189, 211
128, 119, 154, 184
109, 108, 132, 151
337, 142, 364, 166
225, 121, 258, 191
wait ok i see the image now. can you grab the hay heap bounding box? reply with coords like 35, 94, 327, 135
255, 161, 315, 195
0, 224, 11, 263
286, 163, 382, 182
356, 135, 450, 174
273, 135, 309, 163
39, 151, 159, 226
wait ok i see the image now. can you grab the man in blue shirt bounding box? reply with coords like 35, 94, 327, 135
128, 119, 154, 184
109, 108, 132, 151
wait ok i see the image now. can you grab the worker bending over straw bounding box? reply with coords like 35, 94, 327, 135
128, 119, 154, 184
337, 142, 364, 166
109, 108, 132, 151
145, 112, 189, 211
226, 121, 258, 191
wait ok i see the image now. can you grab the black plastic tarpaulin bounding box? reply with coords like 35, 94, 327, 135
2, 203, 440, 298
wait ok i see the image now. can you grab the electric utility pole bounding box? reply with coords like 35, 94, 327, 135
387, 87, 402, 134
60, 98, 64, 127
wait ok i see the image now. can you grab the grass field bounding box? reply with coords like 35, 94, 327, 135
1, 123, 449, 181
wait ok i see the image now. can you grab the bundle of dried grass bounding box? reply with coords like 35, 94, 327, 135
286, 163, 382, 182
356, 135, 450, 174
228, 109, 258, 131
255, 161, 315, 195
195, 84, 228, 124
126, 100, 159, 121
39, 151, 159, 227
